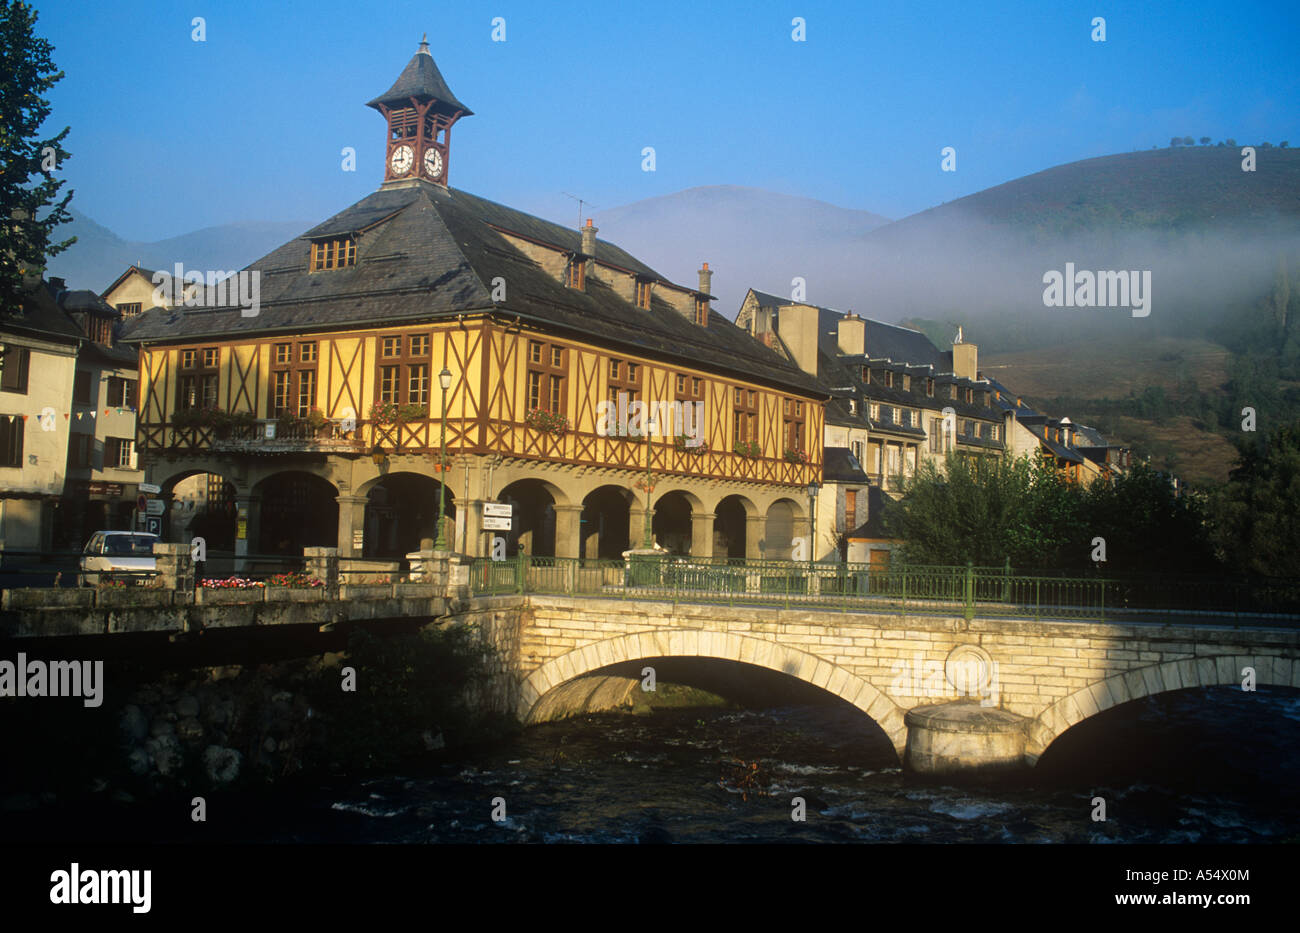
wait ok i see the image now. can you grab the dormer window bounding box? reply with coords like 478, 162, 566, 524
862, 366, 871, 384
311, 237, 356, 271
926, 378, 935, 397
567, 257, 585, 290
884, 371, 895, 388
635, 279, 652, 309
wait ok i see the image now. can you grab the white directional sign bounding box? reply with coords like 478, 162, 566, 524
482, 502, 512, 531
138, 482, 161, 494
145, 499, 166, 516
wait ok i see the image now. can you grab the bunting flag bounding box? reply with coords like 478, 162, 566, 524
104, 409, 110, 415
63, 413, 69, 419
89, 411, 96, 419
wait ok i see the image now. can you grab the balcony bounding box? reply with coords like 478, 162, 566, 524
207, 420, 363, 455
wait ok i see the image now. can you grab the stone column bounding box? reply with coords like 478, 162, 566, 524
630, 506, 655, 550
553, 504, 584, 559
745, 515, 765, 559
335, 495, 369, 559
690, 512, 716, 558
304, 547, 340, 595
153, 542, 194, 591
463, 499, 485, 558
233, 495, 261, 573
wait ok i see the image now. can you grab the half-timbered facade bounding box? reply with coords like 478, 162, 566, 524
119, 39, 827, 563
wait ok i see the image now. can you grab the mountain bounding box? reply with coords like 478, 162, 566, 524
592, 185, 890, 314
43, 208, 311, 292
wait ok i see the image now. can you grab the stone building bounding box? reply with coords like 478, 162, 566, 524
735, 290, 1006, 562
118, 38, 828, 565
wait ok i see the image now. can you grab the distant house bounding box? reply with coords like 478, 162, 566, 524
0, 276, 146, 552
985, 377, 1118, 485
736, 290, 1006, 561
54, 283, 146, 546
101, 264, 199, 317
0, 278, 81, 550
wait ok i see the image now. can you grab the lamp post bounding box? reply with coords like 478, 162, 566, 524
807, 480, 820, 565
435, 366, 452, 551
641, 421, 654, 549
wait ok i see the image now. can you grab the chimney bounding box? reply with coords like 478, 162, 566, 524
581, 218, 597, 257
952, 330, 978, 381
698, 261, 712, 297
777, 303, 820, 377
837, 311, 865, 356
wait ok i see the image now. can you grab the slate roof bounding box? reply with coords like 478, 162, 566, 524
118, 183, 824, 396
823, 446, 869, 484
2, 281, 83, 343
60, 289, 120, 316
367, 39, 472, 115
847, 486, 896, 540
749, 290, 945, 368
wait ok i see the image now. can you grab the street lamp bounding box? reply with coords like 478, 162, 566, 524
806, 481, 820, 564
435, 366, 453, 551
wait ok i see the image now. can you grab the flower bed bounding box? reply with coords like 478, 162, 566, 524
200, 577, 266, 589
784, 448, 809, 465
733, 440, 761, 459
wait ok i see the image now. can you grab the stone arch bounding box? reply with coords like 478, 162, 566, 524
764, 496, 806, 559
517, 630, 908, 759
712, 493, 758, 559
1026, 654, 1297, 765
159, 468, 239, 549
498, 478, 565, 557
359, 471, 454, 559
251, 471, 340, 556
650, 489, 698, 555
581, 485, 635, 558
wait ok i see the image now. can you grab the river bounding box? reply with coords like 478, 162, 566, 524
32, 682, 1283, 845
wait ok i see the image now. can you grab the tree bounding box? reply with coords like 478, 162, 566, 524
1281, 141, 1290, 149
1182, 136, 1194, 146
1226, 138, 1237, 147
1170, 137, 1182, 148
884, 453, 1085, 570
1199, 136, 1211, 146
1212, 424, 1300, 577
0, 1, 73, 313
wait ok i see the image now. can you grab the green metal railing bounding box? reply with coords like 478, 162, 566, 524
468, 555, 1300, 624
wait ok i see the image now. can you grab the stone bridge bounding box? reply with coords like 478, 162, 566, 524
460, 594, 1300, 775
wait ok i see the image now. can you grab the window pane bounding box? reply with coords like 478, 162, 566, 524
408, 364, 429, 405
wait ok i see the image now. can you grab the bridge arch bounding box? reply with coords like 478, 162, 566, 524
1026, 654, 1297, 764
517, 629, 908, 758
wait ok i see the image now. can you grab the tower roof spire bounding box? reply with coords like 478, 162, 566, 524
367, 35, 472, 116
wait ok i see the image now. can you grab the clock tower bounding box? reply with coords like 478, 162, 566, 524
368, 36, 472, 187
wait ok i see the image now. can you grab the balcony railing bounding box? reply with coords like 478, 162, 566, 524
468, 555, 1300, 624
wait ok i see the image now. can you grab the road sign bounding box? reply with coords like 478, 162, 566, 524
145, 517, 162, 536
137, 495, 148, 513
482, 502, 512, 531
145, 499, 166, 516
138, 482, 161, 494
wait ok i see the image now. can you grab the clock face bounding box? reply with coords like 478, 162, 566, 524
423, 147, 444, 179
389, 145, 413, 176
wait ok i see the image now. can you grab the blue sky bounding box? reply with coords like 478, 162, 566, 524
31, 0, 1300, 241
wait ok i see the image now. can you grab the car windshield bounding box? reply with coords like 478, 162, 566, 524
103, 535, 156, 556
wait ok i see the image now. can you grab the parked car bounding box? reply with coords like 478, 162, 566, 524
79, 531, 159, 586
